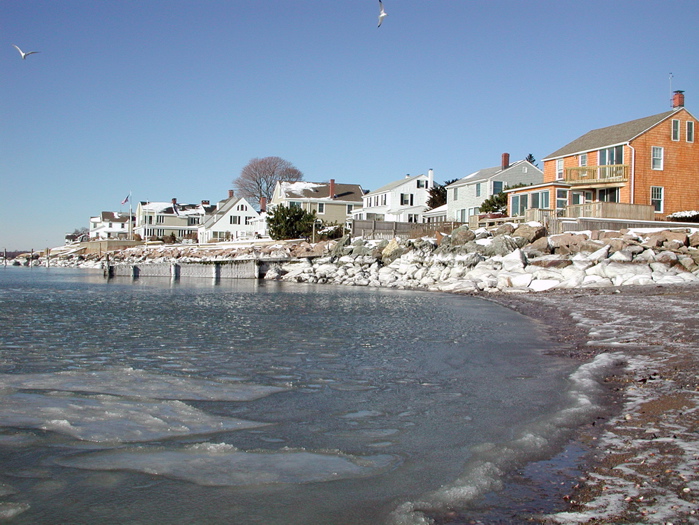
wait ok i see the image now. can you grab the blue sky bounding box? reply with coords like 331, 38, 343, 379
2, 0, 698, 250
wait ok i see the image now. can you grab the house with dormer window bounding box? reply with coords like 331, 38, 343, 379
269, 179, 364, 227
446, 154, 543, 222
198, 190, 261, 243
507, 91, 699, 221
352, 170, 435, 223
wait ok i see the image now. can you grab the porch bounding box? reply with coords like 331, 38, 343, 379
565, 165, 629, 185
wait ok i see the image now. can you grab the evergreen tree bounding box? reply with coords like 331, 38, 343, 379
525, 153, 537, 167
426, 179, 459, 210
266, 205, 317, 240
479, 192, 508, 214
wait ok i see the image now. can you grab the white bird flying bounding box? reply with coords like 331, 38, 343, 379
378, 0, 387, 27
12, 44, 40, 60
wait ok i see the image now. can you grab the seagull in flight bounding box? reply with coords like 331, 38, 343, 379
12, 44, 40, 60
378, 0, 387, 27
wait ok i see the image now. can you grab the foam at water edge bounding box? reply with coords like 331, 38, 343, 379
388, 352, 626, 524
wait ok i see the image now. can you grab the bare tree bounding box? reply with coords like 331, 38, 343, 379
233, 157, 304, 204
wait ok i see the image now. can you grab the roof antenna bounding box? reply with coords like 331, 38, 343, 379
669, 72, 674, 108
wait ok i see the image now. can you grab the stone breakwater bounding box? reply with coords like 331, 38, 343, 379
268, 223, 699, 293
13, 222, 698, 294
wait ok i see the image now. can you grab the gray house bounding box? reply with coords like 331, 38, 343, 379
446, 154, 543, 222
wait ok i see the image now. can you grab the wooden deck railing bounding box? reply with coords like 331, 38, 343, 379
565, 202, 655, 220
565, 165, 629, 184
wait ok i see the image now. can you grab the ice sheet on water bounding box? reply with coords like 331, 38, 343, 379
57, 443, 399, 486
0, 368, 287, 401
0, 392, 267, 443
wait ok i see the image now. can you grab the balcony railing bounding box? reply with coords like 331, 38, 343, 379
564, 165, 629, 184
565, 202, 655, 220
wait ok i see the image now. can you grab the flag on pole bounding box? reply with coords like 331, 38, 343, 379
121, 193, 130, 205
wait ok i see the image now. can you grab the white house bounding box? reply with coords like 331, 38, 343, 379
89, 211, 134, 240
352, 170, 435, 223
198, 191, 261, 243
446, 154, 543, 222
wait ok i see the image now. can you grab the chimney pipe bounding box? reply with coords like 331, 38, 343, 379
673, 90, 685, 108
201, 200, 210, 206
501, 153, 510, 170
260, 197, 267, 213
329, 179, 336, 199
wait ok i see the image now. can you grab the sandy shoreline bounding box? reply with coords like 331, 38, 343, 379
482, 283, 699, 524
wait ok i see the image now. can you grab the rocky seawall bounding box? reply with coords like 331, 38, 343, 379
270, 223, 699, 292
8, 222, 699, 293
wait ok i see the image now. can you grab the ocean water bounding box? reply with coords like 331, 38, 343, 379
0, 267, 611, 524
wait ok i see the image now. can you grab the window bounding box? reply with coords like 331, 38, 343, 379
651, 147, 664, 170
417, 180, 427, 188
475, 183, 481, 197
187, 217, 199, 226
672, 119, 680, 141
530, 190, 550, 209
289, 201, 301, 208
236, 204, 248, 211
317, 202, 325, 214
381, 194, 387, 206
556, 159, 564, 180
245, 216, 254, 225
346, 204, 354, 214
599, 145, 623, 165
651, 186, 664, 212
599, 188, 620, 202
511, 194, 528, 215
400, 193, 413, 206
579, 153, 588, 167
156, 215, 165, 224
468, 207, 480, 216
492, 181, 503, 194
230, 216, 241, 225
688, 121, 695, 143
407, 214, 419, 223
453, 187, 459, 200
556, 189, 568, 209
457, 209, 468, 222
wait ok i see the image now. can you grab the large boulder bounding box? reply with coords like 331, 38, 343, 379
548, 233, 589, 254
478, 236, 520, 257
450, 226, 477, 246
513, 223, 547, 243
381, 239, 405, 264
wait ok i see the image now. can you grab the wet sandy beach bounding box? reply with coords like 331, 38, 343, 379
487, 283, 699, 524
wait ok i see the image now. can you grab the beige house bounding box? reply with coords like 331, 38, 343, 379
269, 179, 364, 226
135, 198, 216, 242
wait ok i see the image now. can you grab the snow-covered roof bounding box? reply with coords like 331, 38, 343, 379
279, 181, 364, 202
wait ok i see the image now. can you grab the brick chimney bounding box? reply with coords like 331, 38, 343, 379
259, 197, 267, 213
501, 153, 510, 170
201, 200, 210, 206
673, 90, 685, 108
329, 179, 336, 199
228, 189, 235, 198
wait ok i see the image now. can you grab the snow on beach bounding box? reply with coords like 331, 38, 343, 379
490, 285, 699, 524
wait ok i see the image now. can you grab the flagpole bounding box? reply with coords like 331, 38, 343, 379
129, 191, 133, 240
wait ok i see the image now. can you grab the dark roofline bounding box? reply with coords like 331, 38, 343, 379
542, 109, 687, 160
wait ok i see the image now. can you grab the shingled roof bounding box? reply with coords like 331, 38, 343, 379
543, 110, 677, 160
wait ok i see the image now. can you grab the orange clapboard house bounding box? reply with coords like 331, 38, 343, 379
508, 91, 698, 221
